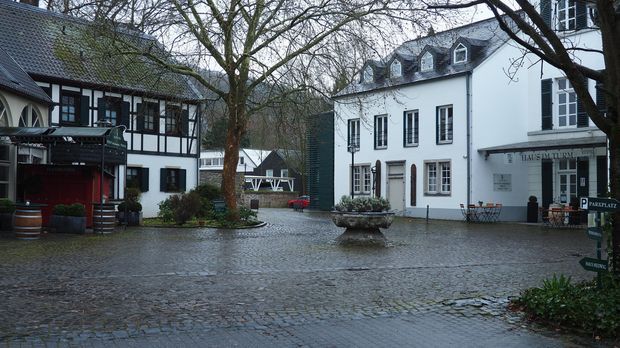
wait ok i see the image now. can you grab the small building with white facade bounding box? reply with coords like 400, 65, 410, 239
333, 8, 605, 221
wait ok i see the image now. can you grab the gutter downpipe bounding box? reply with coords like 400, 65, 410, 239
466, 72, 472, 208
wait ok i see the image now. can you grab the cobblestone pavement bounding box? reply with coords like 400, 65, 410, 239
0, 209, 611, 346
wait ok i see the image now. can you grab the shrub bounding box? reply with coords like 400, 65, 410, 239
53, 203, 86, 217
515, 274, 620, 337
126, 187, 142, 203
239, 206, 257, 222
118, 201, 143, 213
167, 191, 202, 225
193, 183, 221, 201
0, 198, 14, 213
334, 196, 390, 212
158, 198, 174, 222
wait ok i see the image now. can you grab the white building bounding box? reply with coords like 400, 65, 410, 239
333, 8, 605, 221
199, 148, 270, 173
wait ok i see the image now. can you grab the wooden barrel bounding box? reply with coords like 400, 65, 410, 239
14, 207, 42, 240
93, 203, 116, 234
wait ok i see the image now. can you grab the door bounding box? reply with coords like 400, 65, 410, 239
557, 159, 577, 204
387, 163, 405, 212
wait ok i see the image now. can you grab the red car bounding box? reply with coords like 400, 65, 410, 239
288, 195, 310, 209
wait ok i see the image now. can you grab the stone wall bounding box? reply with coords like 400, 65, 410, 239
199, 170, 244, 198
242, 191, 298, 208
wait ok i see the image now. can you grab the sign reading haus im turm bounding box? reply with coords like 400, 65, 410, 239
581, 197, 620, 212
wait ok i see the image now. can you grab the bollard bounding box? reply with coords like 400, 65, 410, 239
426, 205, 429, 223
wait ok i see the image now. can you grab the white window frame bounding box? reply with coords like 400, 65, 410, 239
19, 104, 43, 127
363, 66, 373, 83
404, 110, 419, 147
265, 169, 274, 177
375, 114, 388, 149
425, 160, 451, 195
453, 43, 468, 64
390, 60, 402, 78
556, 0, 576, 31
420, 52, 434, 72
352, 164, 371, 194
0, 98, 9, 127
437, 105, 453, 144
281, 168, 289, 177
557, 159, 577, 203
0, 144, 10, 199
348, 118, 360, 150
556, 78, 578, 128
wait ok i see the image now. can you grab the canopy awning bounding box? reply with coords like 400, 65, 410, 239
0, 126, 127, 149
478, 136, 607, 157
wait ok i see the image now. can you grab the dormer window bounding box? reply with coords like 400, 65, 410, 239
420, 52, 433, 72
363, 66, 373, 83
390, 60, 402, 78
453, 43, 468, 64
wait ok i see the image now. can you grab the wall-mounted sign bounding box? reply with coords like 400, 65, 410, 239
493, 174, 512, 192
520, 151, 575, 161
504, 153, 514, 164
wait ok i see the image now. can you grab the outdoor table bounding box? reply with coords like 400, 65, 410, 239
541, 207, 583, 228
460, 203, 501, 223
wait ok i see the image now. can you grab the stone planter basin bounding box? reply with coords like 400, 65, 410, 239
331, 211, 394, 247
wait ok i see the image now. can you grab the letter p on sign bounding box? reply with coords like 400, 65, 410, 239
581, 197, 588, 210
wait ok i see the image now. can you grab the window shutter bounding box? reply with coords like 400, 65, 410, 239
596, 155, 608, 197
373, 117, 377, 149
181, 110, 189, 136
79, 95, 90, 126
403, 113, 406, 147
575, 1, 587, 30
577, 157, 589, 198
435, 107, 440, 144
347, 120, 351, 148
541, 159, 553, 208
374, 160, 381, 197
97, 98, 106, 122
160, 168, 167, 192
120, 101, 130, 128
540, 0, 551, 27
136, 103, 144, 131
410, 164, 416, 206
596, 80, 607, 116
384, 117, 388, 147
140, 167, 149, 192
577, 78, 589, 127
541, 79, 553, 130
179, 169, 187, 192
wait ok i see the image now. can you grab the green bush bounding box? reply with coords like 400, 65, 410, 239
164, 192, 202, 225
118, 201, 143, 213
334, 196, 390, 212
193, 184, 221, 201
515, 274, 620, 336
126, 187, 142, 203
0, 198, 14, 213
157, 198, 174, 222
53, 203, 86, 217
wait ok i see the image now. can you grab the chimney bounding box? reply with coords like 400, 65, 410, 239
20, 0, 40, 7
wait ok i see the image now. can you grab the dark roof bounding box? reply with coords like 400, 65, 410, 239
0, 126, 126, 144
0, 47, 51, 104
478, 136, 607, 155
336, 16, 513, 97
0, 0, 201, 101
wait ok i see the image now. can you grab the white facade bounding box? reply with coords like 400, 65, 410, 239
333, 15, 605, 221
199, 148, 268, 173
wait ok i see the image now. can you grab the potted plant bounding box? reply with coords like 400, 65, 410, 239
118, 187, 143, 226
51, 203, 86, 234
331, 196, 394, 246
0, 198, 14, 232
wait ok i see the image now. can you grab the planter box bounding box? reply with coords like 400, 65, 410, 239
0, 212, 13, 232
51, 215, 86, 234
331, 211, 394, 247
118, 211, 143, 226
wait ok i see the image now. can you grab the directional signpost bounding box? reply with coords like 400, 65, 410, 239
581, 197, 615, 288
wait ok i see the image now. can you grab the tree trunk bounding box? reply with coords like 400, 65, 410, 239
611, 129, 620, 274
221, 103, 244, 221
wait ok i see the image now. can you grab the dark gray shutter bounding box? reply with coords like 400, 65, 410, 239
347, 120, 351, 148
97, 98, 106, 122
541, 79, 553, 130
120, 101, 130, 128
575, 0, 587, 30
140, 167, 149, 192
414, 112, 419, 144
383, 117, 387, 147
541, 0, 551, 27
410, 164, 416, 206
596, 80, 607, 116
79, 95, 90, 126
577, 78, 589, 127
403, 113, 406, 146
373, 116, 377, 149
541, 159, 553, 208
181, 110, 189, 136
179, 169, 187, 192
375, 160, 381, 197
597, 155, 608, 197
136, 103, 144, 131
160, 168, 167, 192
577, 157, 589, 198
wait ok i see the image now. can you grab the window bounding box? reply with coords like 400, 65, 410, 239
453, 43, 468, 63
281, 169, 289, 177
348, 118, 360, 150
352, 165, 371, 194
558, 159, 577, 203
421, 52, 434, 72
425, 160, 451, 195
266, 169, 274, 177
0, 99, 8, 126
557, 0, 576, 30
374, 115, 388, 149
557, 78, 577, 128
363, 66, 373, 83
239, 157, 244, 165
140, 102, 159, 132
390, 60, 402, 78
19, 105, 42, 127
161, 168, 185, 192
60, 91, 81, 124
404, 110, 419, 147
165, 105, 181, 135
0, 145, 9, 198
127, 167, 149, 192
437, 105, 453, 144
102, 97, 121, 126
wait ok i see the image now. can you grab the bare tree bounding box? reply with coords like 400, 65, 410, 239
429, 0, 619, 272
